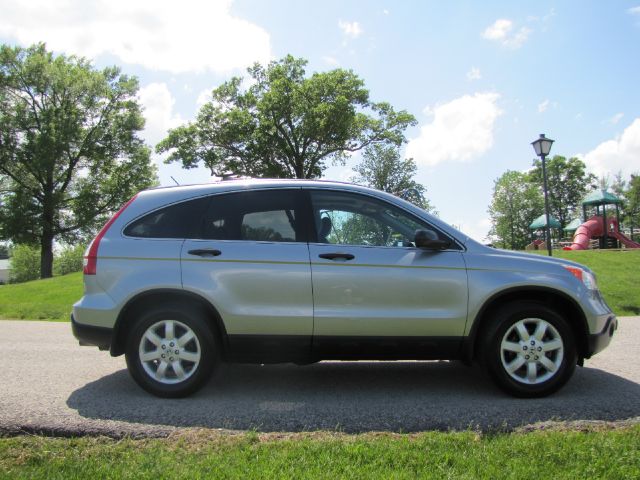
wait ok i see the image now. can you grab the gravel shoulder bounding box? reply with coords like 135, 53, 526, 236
1, 318, 638, 438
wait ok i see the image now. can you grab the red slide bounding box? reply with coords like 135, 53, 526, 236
610, 230, 640, 248
564, 215, 640, 250
564, 216, 604, 250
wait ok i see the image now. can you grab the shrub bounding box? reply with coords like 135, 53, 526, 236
9, 244, 41, 283
54, 244, 86, 276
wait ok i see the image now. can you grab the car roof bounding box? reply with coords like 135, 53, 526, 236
147, 178, 360, 192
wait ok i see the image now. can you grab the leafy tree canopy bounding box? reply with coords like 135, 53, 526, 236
157, 55, 417, 179
528, 156, 597, 228
352, 143, 435, 213
624, 174, 640, 240
489, 170, 544, 250
0, 43, 157, 278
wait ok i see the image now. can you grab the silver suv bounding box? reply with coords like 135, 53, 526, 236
72, 179, 617, 398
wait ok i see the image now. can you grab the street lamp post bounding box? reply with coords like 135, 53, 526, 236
531, 134, 555, 257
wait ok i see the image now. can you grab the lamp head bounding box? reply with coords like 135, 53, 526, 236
531, 133, 554, 157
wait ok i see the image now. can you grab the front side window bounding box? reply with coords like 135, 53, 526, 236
311, 190, 448, 248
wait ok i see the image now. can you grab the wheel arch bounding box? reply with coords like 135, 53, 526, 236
110, 289, 228, 357
463, 287, 589, 364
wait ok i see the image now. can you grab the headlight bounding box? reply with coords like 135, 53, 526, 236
564, 266, 598, 290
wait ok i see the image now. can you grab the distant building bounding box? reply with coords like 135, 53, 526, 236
0, 259, 9, 284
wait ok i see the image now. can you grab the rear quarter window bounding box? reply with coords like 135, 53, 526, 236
123, 197, 210, 239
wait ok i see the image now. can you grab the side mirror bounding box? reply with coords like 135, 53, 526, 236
414, 229, 451, 250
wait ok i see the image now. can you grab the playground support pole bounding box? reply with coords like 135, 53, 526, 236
603, 204, 609, 249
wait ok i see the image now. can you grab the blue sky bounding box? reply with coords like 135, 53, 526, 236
1, 0, 639, 241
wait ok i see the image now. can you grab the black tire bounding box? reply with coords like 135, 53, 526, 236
125, 303, 218, 398
481, 302, 577, 398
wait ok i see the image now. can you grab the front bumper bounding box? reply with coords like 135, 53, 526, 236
71, 314, 113, 351
586, 314, 617, 357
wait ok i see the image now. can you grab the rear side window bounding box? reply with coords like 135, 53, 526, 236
201, 189, 304, 242
124, 197, 210, 239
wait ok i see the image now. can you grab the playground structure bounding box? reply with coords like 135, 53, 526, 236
563, 215, 640, 250
526, 189, 639, 251
563, 189, 640, 251
526, 214, 560, 251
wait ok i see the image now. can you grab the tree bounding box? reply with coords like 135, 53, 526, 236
489, 170, 544, 250
625, 174, 640, 241
352, 143, 435, 213
527, 156, 597, 229
157, 55, 416, 179
0, 43, 157, 278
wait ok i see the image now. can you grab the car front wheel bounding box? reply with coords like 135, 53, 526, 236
482, 302, 577, 397
125, 304, 217, 398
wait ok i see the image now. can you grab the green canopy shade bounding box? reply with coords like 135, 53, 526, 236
529, 214, 561, 230
564, 218, 583, 232
581, 189, 623, 206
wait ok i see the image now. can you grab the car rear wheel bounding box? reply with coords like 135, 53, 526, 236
125, 304, 218, 398
481, 302, 577, 397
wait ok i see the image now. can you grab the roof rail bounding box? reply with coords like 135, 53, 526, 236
219, 171, 251, 181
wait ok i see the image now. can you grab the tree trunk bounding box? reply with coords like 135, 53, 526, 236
40, 232, 54, 279
40, 188, 55, 279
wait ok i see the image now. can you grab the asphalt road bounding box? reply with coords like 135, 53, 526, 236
1, 318, 639, 438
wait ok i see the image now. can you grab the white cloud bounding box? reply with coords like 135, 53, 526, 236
137, 82, 217, 187
537, 99, 557, 113
406, 92, 503, 167
322, 55, 340, 67
582, 118, 640, 177
466, 67, 482, 81
196, 89, 213, 109
482, 18, 532, 49
483, 19, 513, 41
628, 6, 640, 15
338, 20, 363, 38
0, 0, 272, 74
538, 99, 550, 113
382, 9, 390, 15
138, 83, 184, 146
458, 217, 492, 243
605, 112, 624, 125
509, 27, 532, 48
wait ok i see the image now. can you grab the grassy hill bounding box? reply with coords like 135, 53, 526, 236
0, 271, 82, 321
539, 249, 640, 316
0, 249, 638, 321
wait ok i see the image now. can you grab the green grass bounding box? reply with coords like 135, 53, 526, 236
0, 249, 638, 322
1, 428, 639, 479
0, 272, 82, 321
534, 249, 640, 316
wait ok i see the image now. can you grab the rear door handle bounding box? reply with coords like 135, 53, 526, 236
188, 248, 222, 257
318, 253, 355, 261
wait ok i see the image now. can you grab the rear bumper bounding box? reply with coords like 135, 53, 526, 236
71, 314, 113, 351
586, 314, 617, 357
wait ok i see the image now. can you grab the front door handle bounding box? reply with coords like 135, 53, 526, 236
318, 252, 355, 261
188, 248, 222, 257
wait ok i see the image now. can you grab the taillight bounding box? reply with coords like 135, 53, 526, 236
84, 194, 138, 275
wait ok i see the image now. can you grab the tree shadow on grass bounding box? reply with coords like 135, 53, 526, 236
67, 361, 640, 434
621, 306, 640, 315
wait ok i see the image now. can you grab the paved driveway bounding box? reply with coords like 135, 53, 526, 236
1, 318, 638, 437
